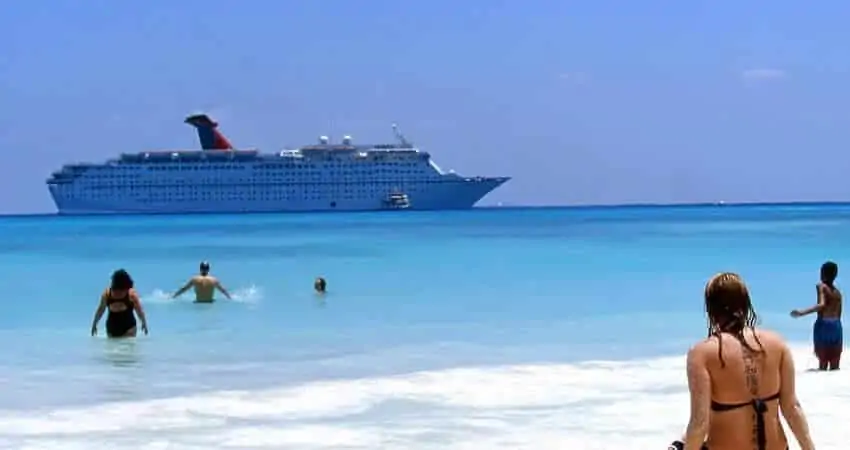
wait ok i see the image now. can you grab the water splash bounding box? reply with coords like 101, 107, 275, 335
230, 285, 263, 304
140, 285, 263, 304
141, 289, 173, 303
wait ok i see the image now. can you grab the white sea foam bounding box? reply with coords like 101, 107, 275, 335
0, 344, 847, 449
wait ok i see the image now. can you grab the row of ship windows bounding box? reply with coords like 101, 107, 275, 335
81, 171, 432, 180
97, 161, 424, 171
70, 179, 446, 188
87, 193, 402, 202
66, 184, 427, 196
73, 188, 422, 201
147, 162, 423, 171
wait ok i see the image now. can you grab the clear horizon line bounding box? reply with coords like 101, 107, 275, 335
0, 200, 848, 220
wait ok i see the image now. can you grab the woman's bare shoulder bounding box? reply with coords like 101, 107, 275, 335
753, 327, 784, 340
691, 328, 787, 348
753, 327, 789, 349
689, 336, 719, 356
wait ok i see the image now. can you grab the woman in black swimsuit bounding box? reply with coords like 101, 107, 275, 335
91, 269, 149, 338
670, 273, 815, 450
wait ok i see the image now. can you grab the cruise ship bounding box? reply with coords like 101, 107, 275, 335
46, 114, 510, 214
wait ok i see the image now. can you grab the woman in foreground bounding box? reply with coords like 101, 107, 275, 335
671, 273, 815, 450
91, 269, 149, 338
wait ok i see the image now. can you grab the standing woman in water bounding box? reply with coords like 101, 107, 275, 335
91, 269, 149, 338
671, 273, 814, 450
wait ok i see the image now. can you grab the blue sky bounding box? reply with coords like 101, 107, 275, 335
2, 0, 850, 213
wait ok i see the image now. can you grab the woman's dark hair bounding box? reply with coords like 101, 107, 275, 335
704, 272, 764, 366
314, 277, 326, 292
111, 269, 134, 291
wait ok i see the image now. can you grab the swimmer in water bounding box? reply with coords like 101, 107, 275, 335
791, 261, 843, 371
314, 277, 327, 294
91, 269, 149, 338
171, 261, 232, 303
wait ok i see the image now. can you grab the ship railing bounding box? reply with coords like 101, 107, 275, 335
128, 147, 261, 154
366, 148, 420, 154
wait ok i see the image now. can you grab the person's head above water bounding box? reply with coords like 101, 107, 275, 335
704, 272, 757, 334
314, 277, 326, 293
199, 261, 210, 276
820, 261, 838, 286
110, 269, 134, 294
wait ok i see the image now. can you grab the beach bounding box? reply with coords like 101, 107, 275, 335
0, 205, 847, 448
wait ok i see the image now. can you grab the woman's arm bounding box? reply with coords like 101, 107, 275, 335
778, 342, 815, 450
91, 294, 106, 335
684, 344, 711, 450
130, 290, 149, 334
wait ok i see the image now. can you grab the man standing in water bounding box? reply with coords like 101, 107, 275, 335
792, 261, 843, 371
171, 261, 233, 303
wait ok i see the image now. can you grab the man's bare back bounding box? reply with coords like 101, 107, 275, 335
189, 275, 226, 302
171, 261, 232, 303
818, 282, 842, 320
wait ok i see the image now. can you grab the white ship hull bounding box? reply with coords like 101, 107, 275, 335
49, 178, 508, 214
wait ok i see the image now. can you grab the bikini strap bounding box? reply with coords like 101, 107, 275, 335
710, 391, 780, 412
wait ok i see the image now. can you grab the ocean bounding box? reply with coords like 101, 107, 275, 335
0, 204, 848, 449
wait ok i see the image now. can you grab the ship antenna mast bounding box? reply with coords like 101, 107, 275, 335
391, 123, 413, 148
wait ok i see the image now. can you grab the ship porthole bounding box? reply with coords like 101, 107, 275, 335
330, 201, 337, 208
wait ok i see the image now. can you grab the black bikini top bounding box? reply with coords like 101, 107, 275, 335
711, 391, 780, 412
711, 391, 780, 450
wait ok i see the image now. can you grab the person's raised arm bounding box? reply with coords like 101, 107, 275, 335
214, 279, 232, 300
778, 342, 815, 450
91, 293, 107, 336
171, 279, 194, 299
683, 344, 711, 450
130, 290, 149, 335
792, 284, 825, 317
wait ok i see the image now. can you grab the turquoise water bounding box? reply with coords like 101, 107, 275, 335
0, 205, 847, 449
